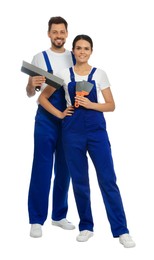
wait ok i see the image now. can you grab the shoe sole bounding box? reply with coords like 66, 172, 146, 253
52, 221, 75, 230
120, 241, 136, 248
76, 233, 94, 242
30, 232, 42, 238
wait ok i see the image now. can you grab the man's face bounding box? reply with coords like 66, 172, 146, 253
48, 23, 68, 49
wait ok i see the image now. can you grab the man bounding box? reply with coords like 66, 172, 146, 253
26, 16, 75, 238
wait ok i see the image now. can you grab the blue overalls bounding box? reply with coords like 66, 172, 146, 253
28, 51, 75, 225
62, 67, 129, 237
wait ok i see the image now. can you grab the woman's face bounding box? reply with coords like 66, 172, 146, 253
73, 39, 92, 64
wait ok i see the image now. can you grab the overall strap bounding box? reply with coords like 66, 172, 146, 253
69, 67, 75, 82
42, 51, 53, 73
88, 67, 97, 81
69, 66, 96, 82
71, 51, 76, 65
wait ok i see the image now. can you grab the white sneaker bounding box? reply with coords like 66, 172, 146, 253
30, 224, 42, 238
52, 218, 75, 230
119, 233, 136, 248
76, 230, 94, 242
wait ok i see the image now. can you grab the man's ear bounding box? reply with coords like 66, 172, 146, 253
66, 30, 68, 39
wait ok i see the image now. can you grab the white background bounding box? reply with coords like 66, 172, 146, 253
0, 0, 154, 259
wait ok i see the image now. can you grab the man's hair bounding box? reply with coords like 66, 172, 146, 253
48, 16, 68, 32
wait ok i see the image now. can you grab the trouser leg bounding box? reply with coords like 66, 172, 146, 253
52, 126, 70, 220
63, 133, 94, 231
28, 119, 57, 225
88, 129, 129, 237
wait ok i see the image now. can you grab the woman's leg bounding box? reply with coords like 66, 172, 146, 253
63, 133, 94, 231
88, 129, 129, 237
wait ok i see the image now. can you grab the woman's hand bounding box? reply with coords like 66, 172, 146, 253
61, 106, 74, 119
75, 96, 93, 109
75, 87, 115, 112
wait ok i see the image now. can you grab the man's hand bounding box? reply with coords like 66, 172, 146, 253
29, 76, 46, 87
26, 76, 46, 97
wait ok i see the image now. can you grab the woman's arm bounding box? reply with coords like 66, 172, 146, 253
38, 86, 74, 119
75, 87, 115, 112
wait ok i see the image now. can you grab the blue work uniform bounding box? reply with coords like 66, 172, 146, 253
28, 51, 75, 225
62, 67, 129, 237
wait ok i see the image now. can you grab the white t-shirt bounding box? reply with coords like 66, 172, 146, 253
31, 48, 74, 91
56, 67, 111, 106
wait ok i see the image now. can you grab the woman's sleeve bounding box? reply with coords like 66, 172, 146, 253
96, 69, 111, 90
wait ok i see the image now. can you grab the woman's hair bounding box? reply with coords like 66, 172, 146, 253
72, 34, 93, 50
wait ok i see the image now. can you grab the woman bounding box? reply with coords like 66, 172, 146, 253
38, 34, 135, 247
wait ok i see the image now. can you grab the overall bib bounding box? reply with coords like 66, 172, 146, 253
62, 68, 129, 237
28, 51, 73, 224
